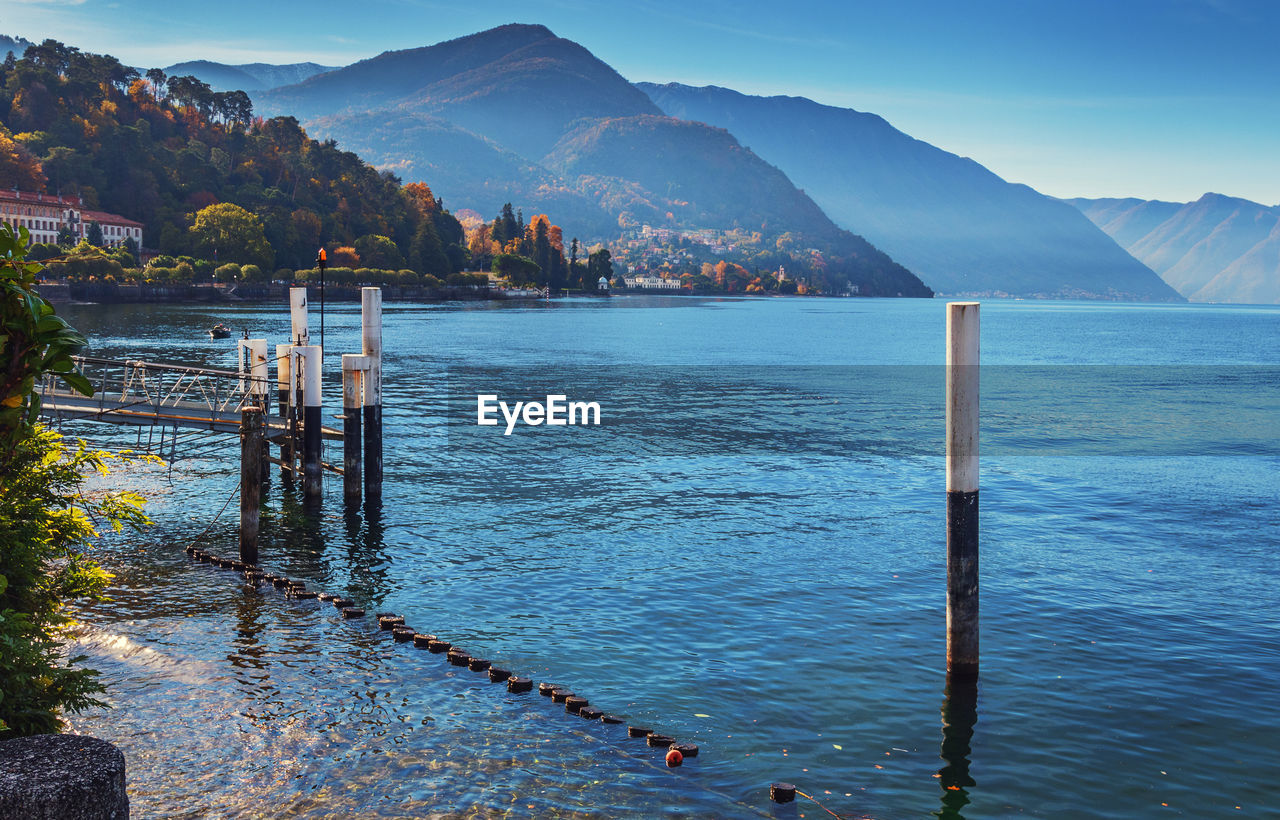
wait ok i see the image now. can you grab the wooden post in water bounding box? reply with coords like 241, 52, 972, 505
341, 354, 365, 502
240, 405, 263, 565
276, 343, 292, 418
300, 344, 323, 499
361, 287, 383, 503
276, 343, 294, 477
245, 339, 271, 484
946, 301, 980, 679
286, 287, 308, 481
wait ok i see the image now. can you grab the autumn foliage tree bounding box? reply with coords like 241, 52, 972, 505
0, 40, 470, 278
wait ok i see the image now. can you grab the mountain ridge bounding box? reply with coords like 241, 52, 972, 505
251, 24, 930, 296
639, 81, 1181, 300
164, 59, 334, 92
1069, 193, 1280, 303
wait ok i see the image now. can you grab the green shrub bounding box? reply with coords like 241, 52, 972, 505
0, 223, 152, 737
0, 428, 152, 738
239, 264, 264, 283
214, 263, 242, 283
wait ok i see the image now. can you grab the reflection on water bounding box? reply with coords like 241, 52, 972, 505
936, 674, 978, 819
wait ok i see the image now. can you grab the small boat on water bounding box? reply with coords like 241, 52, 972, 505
208, 323, 231, 339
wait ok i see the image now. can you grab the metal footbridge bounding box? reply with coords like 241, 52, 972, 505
39, 355, 341, 441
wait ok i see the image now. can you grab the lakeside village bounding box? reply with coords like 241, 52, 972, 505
3, 185, 825, 301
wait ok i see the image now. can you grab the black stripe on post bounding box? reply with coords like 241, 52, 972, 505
303, 404, 322, 498
344, 403, 361, 502
363, 404, 382, 503
946, 489, 979, 679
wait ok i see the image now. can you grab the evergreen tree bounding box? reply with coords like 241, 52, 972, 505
410, 217, 450, 278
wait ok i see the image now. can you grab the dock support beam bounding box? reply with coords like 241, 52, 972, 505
361, 287, 383, 504
300, 344, 322, 499
240, 406, 263, 565
946, 301, 980, 679
342, 355, 364, 503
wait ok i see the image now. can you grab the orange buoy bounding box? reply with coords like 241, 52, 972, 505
665, 748, 683, 767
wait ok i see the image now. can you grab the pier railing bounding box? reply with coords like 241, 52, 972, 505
41, 355, 275, 434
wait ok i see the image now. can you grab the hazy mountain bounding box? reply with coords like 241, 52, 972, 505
258, 24, 660, 159
1070, 193, 1280, 303
163, 60, 333, 92
639, 82, 1181, 301
251, 24, 929, 295
1, 35, 33, 59
543, 114, 840, 237
305, 109, 617, 233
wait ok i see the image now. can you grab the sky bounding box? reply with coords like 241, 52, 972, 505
6, 0, 1278, 204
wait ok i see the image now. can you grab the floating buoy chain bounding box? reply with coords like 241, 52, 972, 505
182, 546, 700, 768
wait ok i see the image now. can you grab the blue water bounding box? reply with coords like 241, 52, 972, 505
59, 296, 1279, 818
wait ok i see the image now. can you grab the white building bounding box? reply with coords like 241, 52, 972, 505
625, 275, 683, 290
0, 189, 143, 249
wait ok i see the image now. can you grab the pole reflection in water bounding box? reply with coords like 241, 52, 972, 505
342, 496, 389, 605
935, 673, 978, 819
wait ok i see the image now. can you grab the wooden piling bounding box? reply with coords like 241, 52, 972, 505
276, 344, 294, 477
946, 301, 980, 679
361, 287, 383, 503
342, 354, 364, 502
240, 406, 263, 565
244, 339, 271, 485
300, 344, 322, 499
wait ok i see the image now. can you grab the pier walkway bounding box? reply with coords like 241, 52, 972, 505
39, 356, 341, 441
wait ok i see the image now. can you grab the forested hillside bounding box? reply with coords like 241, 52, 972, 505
0, 40, 467, 275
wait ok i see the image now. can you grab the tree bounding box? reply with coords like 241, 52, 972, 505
145, 68, 166, 102
588, 248, 614, 286
410, 217, 449, 278
491, 253, 539, 285
85, 221, 103, 247
0, 224, 151, 738
188, 202, 274, 269
354, 234, 404, 271
531, 215, 551, 288
0, 125, 45, 190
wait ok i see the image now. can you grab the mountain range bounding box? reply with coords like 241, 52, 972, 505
251, 24, 927, 296
1067, 194, 1280, 303
639, 83, 1180, 301
163, 60, 333, 92
51, 22, 1261, 301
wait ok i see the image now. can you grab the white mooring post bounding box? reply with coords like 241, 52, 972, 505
946, 302, 980, 679
276, 343, 292, 418
299, 344, 323, 499
290, 287, 310, 346
361, 287, 383, 503
276, 344, 295, 478
244, 339, 270, 483
341, 354, 366, 503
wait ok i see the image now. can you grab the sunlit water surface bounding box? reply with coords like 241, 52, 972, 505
56, 296, 1280, 818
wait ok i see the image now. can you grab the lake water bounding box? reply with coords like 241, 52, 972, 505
56, 295, 1279, 818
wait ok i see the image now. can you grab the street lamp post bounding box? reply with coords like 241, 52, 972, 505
316, 247, 327, 355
